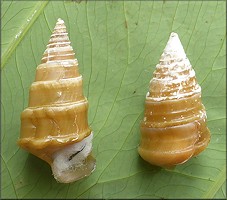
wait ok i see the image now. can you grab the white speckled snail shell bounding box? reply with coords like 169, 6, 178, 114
138, 32, 211, 167
18, 19, 95, 183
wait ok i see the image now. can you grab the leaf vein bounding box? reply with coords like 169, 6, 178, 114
1, 1, 49, 68
1, 155, 18, 198
86, 2, 93, 99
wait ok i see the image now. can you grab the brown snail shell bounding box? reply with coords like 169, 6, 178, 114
138, 32, 211, 168
18, 18, 95, 183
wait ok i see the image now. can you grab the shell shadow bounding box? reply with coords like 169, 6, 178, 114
137, 154, 162, 173
23, 154, 54, 183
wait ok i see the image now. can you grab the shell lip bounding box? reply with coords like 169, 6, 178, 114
54, 154, 96, 184
51, 132, 96, 183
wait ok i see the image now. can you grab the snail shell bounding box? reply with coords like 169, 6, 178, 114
138, 32, 211, 168
18, 18, 96, 183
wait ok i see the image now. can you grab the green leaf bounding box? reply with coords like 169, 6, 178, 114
214, 181, 226, 199
1, 0, 226, 199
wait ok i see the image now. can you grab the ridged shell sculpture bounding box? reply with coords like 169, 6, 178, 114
138, 32, 211, 168
18, 18, 96, 183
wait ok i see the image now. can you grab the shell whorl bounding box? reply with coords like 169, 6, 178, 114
19, 19, 92, 165
147, 32, 201, 101
138, 32, 210, 167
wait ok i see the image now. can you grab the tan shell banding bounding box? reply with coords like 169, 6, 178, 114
18, 19, 94, 169
138, 32, 211, 167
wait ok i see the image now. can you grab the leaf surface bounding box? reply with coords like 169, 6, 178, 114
1, 1, 226, 199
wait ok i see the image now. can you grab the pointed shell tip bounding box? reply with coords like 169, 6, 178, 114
57, 18, 65, 24
163, 32, 185, 56
170, 32, 178, 38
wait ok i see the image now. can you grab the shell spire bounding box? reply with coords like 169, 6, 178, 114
41, 18, 75, 64
18, 19, 96, 183
163, 32, 186, 58
138, 32, 211, 167
147, 32, 201, 102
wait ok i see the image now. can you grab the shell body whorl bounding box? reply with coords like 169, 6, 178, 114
138, 32, 210, 167
18, 19, 95, 183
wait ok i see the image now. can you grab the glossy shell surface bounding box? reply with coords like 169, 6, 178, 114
18, 19, 92, 165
